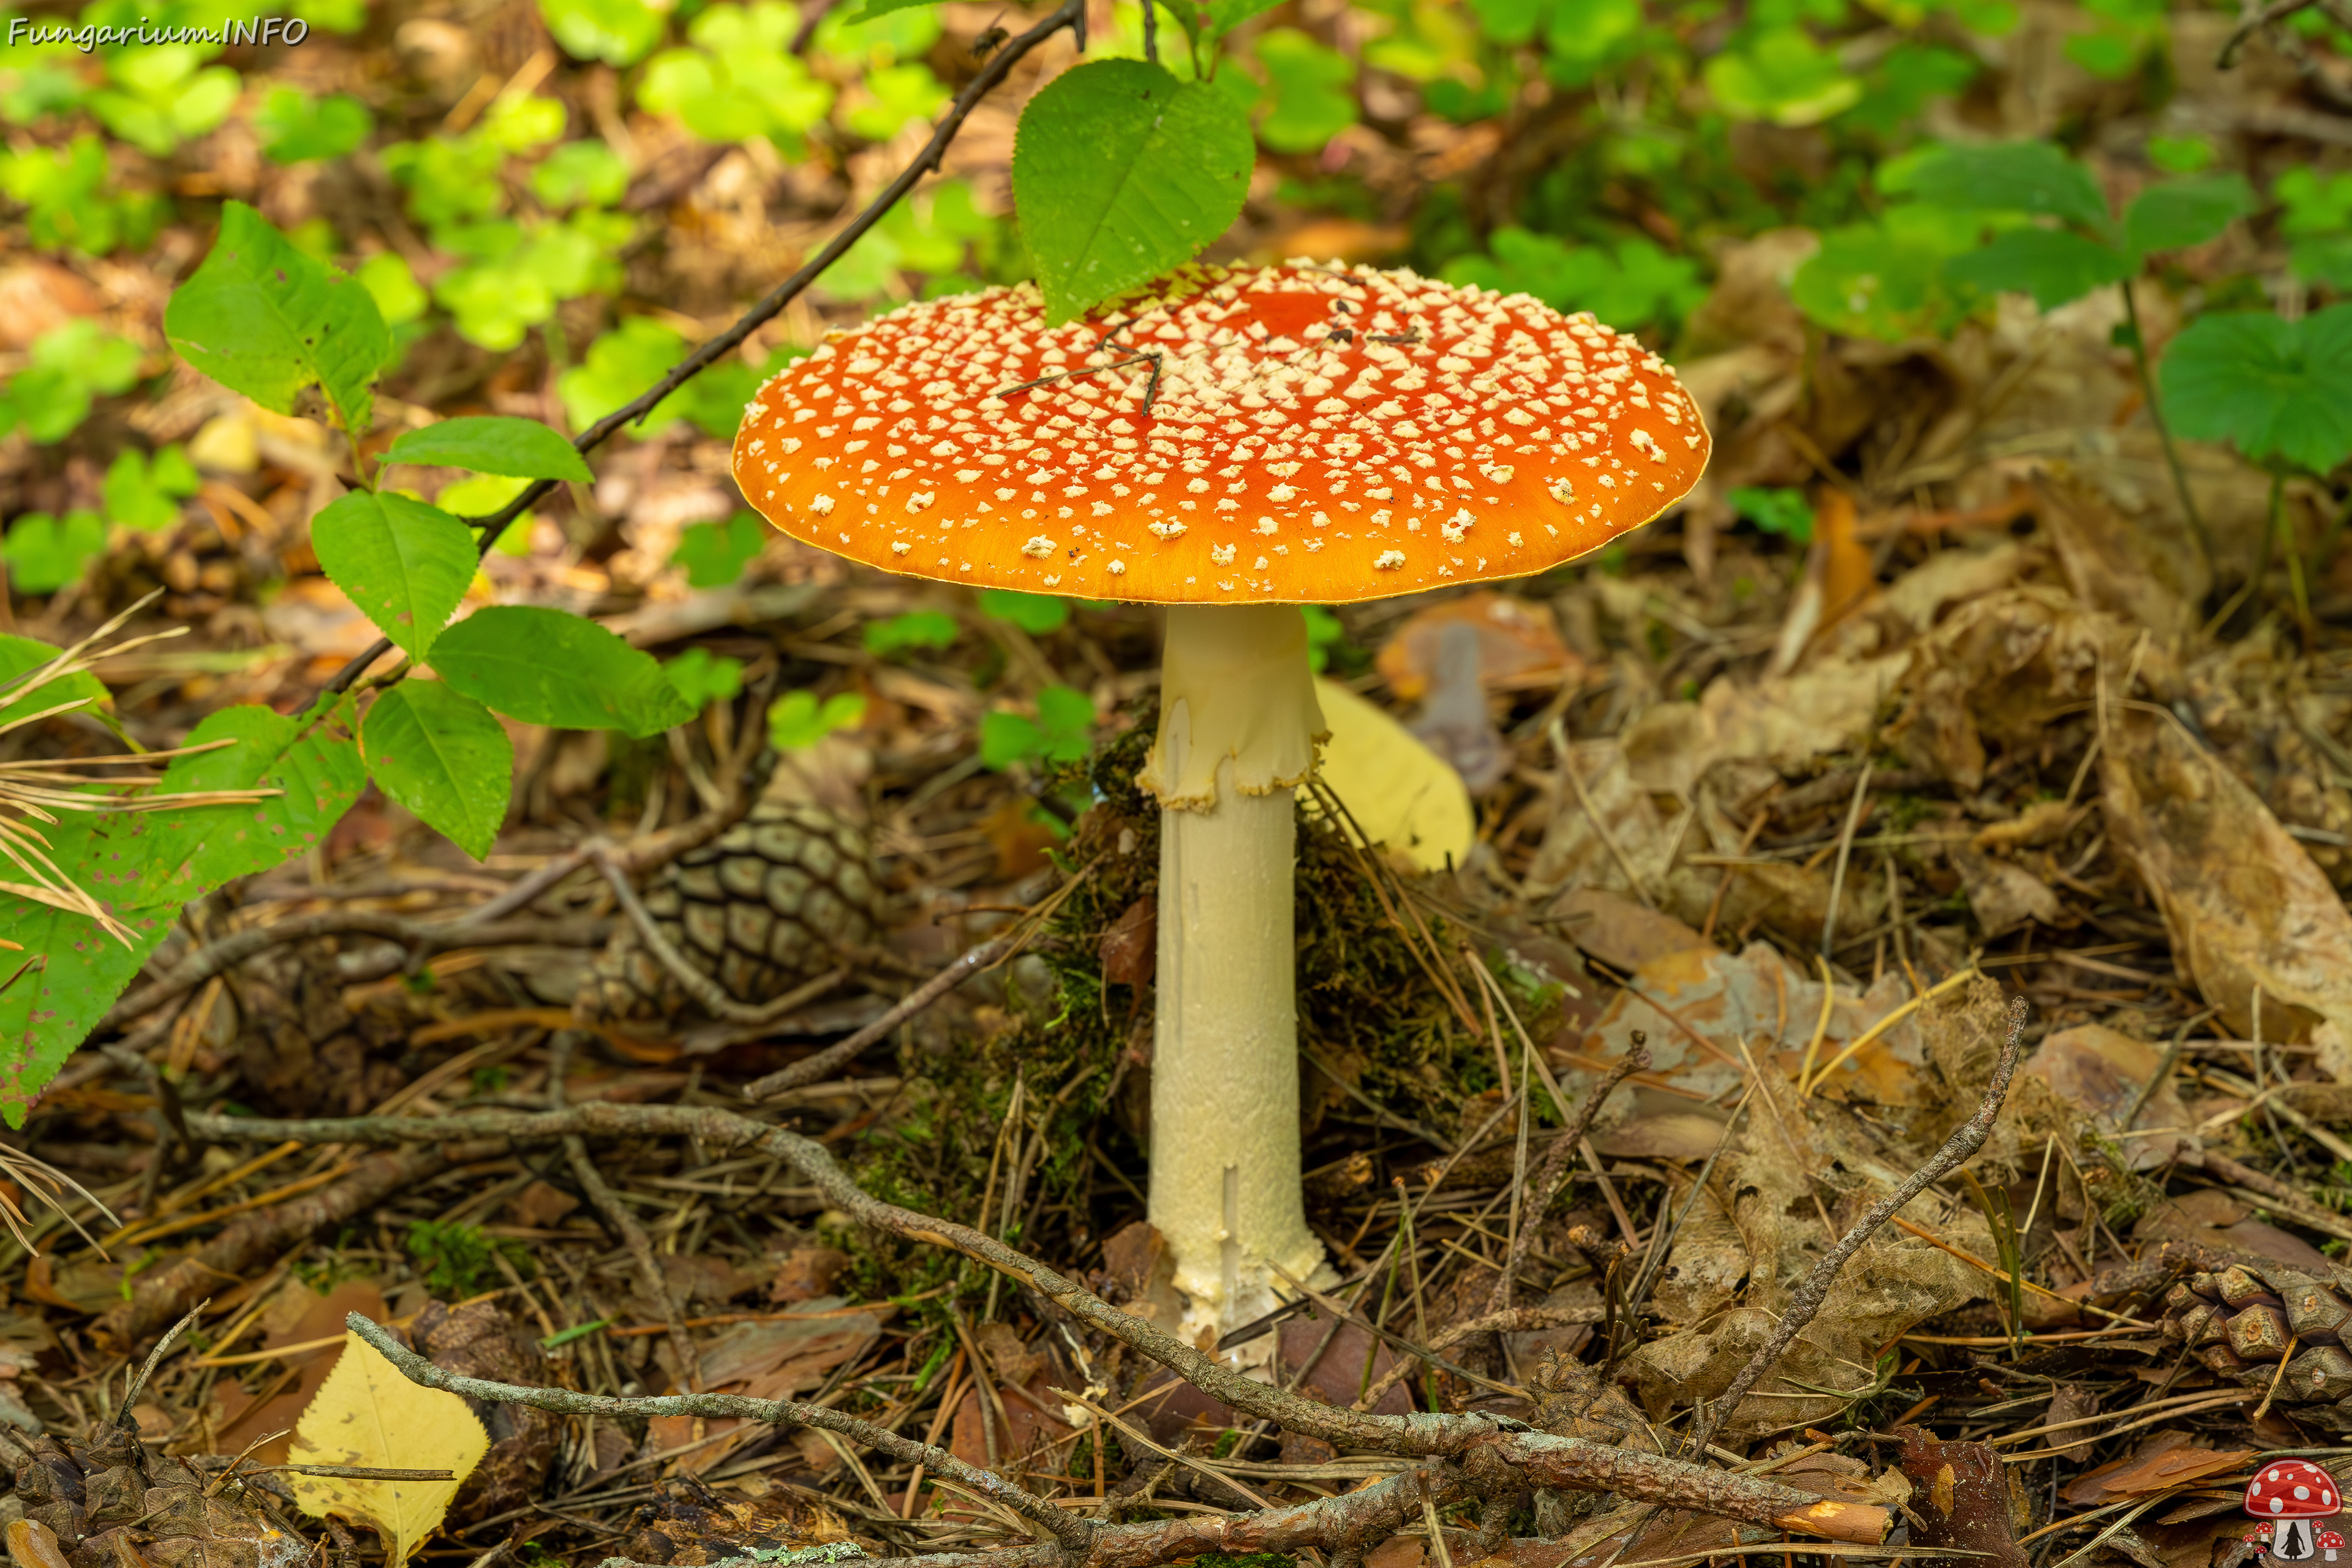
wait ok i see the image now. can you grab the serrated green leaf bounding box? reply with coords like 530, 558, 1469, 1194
0, 809, 175, 1126
384, 417, 593, 482
361, 682, 512, 861
164, 202, 390, 436
0, 635, 109, 733
2122, 173, 2254, 258
429, 607, 696, 737
2158, 303, 2352, 474
1011, 59, 1254, 325
134, 704, 369, 906
1886, 140, 2111, 231
309, 492, 479, 658
1945, 225, 2132, 309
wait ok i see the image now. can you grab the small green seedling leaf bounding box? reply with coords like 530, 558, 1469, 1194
666, 647, 745, 709
864, 611, 960, 656
384, 417, 593, 482
673, 511, 768, 589
1011, 59, 1254, 325
253, 87, 374, 163
1, 511, 107, 594
2122, 173, 2255, 258
164, 202, 391, 436
429, 606, 697, 737
1946, 226, 2133, 309
361, 682, 513, 860
1729, 486, 1815, 543
1254, 29, 1357, 152
769, 689, 866, 750
103, 446, 200, 531
978, 590, 1069, 635
979, 684, 1095, 771
309, 492, 480, 658
2158, 302, 2352, 475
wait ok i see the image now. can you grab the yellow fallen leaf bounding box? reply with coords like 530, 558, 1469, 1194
1312, 677, 1474, 873
289, 1332, 489, 1564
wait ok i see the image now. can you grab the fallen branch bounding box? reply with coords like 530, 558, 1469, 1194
1687, 992, 2029, 1453
188, 1099, 1889, 1552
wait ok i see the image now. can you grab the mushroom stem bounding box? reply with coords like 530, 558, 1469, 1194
1142, 604, 1331, 1349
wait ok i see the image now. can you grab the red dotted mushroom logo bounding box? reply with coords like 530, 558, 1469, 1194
2245, 1461, 2342, 1562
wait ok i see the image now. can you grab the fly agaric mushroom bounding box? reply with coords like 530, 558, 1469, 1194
2247, 1460, 2342, 1561
2318, 1528, 2343, 1562
732, 262, 1708, 1346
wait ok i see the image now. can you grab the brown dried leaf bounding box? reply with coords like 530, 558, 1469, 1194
2063, 1443, 2258, 1506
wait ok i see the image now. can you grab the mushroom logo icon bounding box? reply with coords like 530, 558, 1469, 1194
2244, 1460, 2342, 1561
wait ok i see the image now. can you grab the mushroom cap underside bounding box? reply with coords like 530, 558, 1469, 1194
732, 261, 1710, 606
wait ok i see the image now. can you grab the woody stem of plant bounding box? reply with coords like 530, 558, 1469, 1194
317, 0, 1089, 701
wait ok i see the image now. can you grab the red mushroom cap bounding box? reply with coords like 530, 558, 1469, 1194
731, 262, 1709, 605
2247, 1461, 2342, 1518
2320, 1530, 2345, 1547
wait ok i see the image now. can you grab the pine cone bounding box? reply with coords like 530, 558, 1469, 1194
12, 1425, 303, 1568
2161, 1261, 2352, 1417
574, 801, 881, 1028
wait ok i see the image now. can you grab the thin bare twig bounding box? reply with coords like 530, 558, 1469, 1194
1687, 992, 2029, 1454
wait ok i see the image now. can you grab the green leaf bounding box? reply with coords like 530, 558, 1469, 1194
978, 590, 1069, 635
385, 417, 593, 481
674, 512, 769, 589
361, 682, 513, 860
164, 202, 390, 436
769, 689, 866, 750
253, 87, 374, 162
1, 511, 107, 595
1, 320, 143, 445
864, 610, 960, 656
0, 635, 109, 732
1728, 486, 1815, 543
0, 810, 176, 1126
429, 606, 696, 737
2122, 173, 2255, 258
1254, 29, 1357, 151
844, 61, 948, 141
1885, 140, 2111, 231
1207, 0, 1284, 39
2158, 303, 2352, 474
842, 0, 944, 19
665, 647, 745, 708
309, 492, 480, 658
1011, 59, 1254, 325
1945, 226, 2132, 309
532, 139, 630, 209
102, 447, 199, 531
539, 0, 665, 63
2148, 134, 2216, 173
134, 704, 369, 906
356, 252, 429, 328
979, 684, 1095, 771
1702, 26, 1861, 126
1789, 206, 1981, 342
